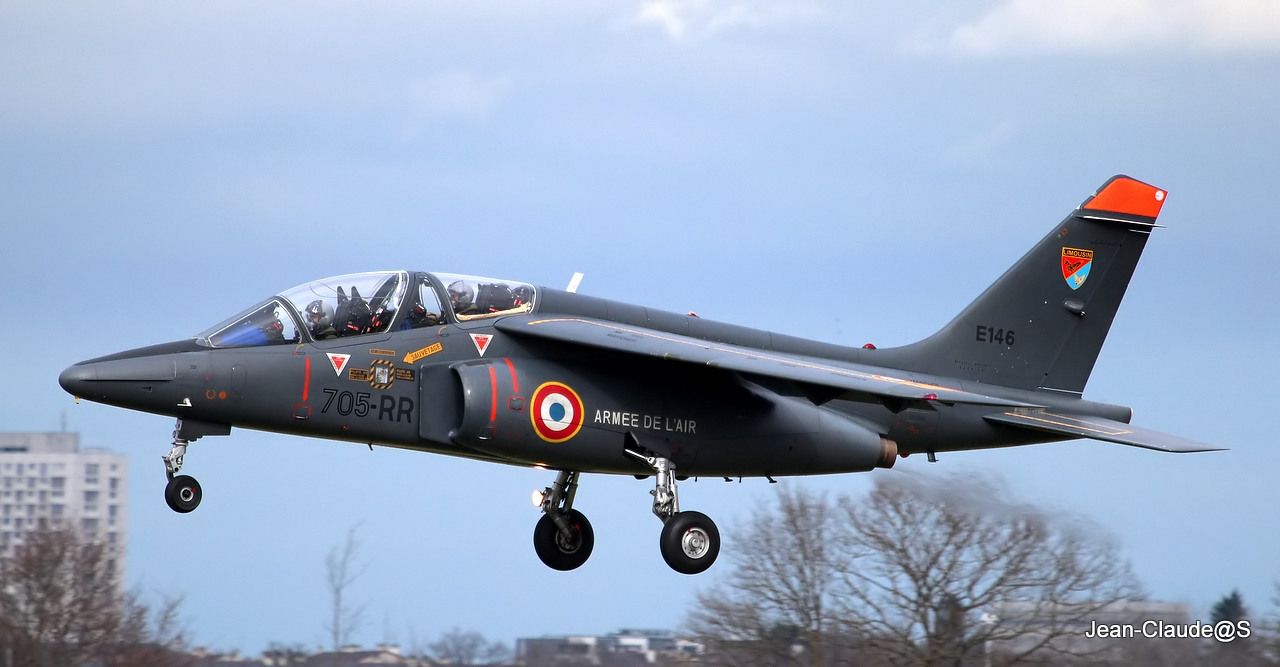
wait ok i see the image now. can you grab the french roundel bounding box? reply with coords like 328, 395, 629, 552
530, 382, 584, 443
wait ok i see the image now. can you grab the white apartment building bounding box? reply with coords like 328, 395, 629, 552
0, 432, 128, 565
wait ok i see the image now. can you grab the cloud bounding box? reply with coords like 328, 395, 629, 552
633, 0, 821, 40
941, 0, 1280, 57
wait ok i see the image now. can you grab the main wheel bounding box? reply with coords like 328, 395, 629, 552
533, 509, 594, 571
660, 510, 720, 574
164, 475, 202, 513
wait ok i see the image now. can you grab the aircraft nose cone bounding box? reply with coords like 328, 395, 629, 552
59, 362, 98, 396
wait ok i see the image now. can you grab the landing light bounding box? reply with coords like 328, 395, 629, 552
532, 490, 545, 507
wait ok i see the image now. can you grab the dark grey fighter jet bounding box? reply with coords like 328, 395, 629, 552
59, 175, 1220, 574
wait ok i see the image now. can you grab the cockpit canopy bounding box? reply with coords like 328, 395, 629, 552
197, 271, 536, 348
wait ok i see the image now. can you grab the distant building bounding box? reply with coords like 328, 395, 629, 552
190, 644, 431, 666
516, 628, 702, 665
0, 432, 128, 570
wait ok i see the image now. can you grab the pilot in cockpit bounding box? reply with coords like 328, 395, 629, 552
448, 281, 477, 316
449, 279, 518, 317
305, 300, 337, 340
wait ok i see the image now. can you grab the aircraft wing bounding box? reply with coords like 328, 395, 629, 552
984, 410, 1224, 453
494, 316, 1038, 408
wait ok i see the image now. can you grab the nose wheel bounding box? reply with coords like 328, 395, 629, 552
165, 475, 202, 513
160, 418, 228, 514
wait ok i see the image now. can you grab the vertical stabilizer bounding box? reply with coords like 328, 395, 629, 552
882, 176, 1166, 394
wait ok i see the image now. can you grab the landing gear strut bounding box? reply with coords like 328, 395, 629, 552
533, 470, 594, 571
161, 418, 229, 514
626, 436, 720, 575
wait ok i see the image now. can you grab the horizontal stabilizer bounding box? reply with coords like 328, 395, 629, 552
985, 410, 1223, 453
496, 315, 1039, 409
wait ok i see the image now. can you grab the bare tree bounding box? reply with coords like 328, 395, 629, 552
687, 486, 858, 666
836, 474, 1141, 666
0, 524, 188, 667
429, 627, 511, 665
324, 525, 368, 653
102, 592, 190, 667
0, 525, 122, 666
687, 473, 1144, 667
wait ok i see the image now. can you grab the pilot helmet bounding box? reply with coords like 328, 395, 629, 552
305, 299, 334, 329
447, 281, 474, 310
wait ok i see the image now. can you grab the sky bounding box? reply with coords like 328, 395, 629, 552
3, 0, 1280, 656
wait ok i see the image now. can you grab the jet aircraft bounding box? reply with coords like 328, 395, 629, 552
59, 175, 1220, 574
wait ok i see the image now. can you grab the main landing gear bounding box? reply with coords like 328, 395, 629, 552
626, 442, 721, 575
531, 436, 720, 575
532, 471, 594, 571
161, 418, 228, 514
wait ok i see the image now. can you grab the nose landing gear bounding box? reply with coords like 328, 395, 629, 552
161, 418, 229, 514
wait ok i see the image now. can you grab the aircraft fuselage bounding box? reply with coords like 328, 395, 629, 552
61, 286, 1131, 479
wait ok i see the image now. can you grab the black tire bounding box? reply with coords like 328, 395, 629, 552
164, 475, 202, 513
533, 509, 594, 571
660, 510, 720, 574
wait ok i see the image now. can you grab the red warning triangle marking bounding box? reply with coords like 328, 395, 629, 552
326, 353, 351, 375
470, 333, 493, 357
